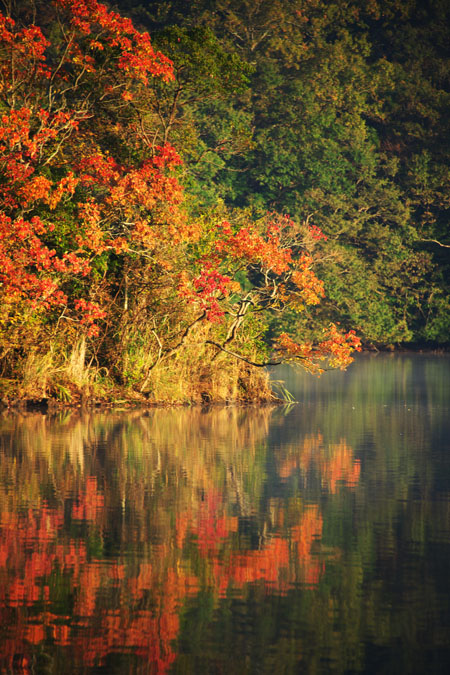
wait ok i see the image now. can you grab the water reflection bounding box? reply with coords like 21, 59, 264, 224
0, 354, 450, 673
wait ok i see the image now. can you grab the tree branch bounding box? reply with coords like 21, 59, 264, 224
140, 312, 207, 390
206, 340, 282, 367
420, 238, 450, 248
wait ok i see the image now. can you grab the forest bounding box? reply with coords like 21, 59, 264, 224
0, 0, 448, 404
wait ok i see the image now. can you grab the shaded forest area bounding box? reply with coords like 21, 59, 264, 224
0, 0, 449, 403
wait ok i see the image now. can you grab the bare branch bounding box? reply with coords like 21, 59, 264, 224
420, 238, 450, 248
139, 312, 207, 390
206, 340, 282, 367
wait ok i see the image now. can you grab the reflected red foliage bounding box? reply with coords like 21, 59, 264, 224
0, 480, 327, 673
184, 491, 324, 596
0, 488, 197, 673
0, 429, 363, 674
278, 434, 361, 493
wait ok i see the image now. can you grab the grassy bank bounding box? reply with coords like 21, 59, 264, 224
0, 336, 275, 409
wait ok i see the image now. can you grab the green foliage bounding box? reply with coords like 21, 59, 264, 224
116, 0, 450, 346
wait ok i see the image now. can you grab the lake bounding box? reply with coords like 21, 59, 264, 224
1, 353, 450, 673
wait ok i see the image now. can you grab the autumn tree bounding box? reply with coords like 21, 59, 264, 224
0, 0, 360, 403
0, 0, 180, 366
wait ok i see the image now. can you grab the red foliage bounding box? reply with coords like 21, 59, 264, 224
53, 0, 174, 84
0, 0, 183, 334
0, 213, 91, 309
276, 325, 361, 372
0, 0, 359, 383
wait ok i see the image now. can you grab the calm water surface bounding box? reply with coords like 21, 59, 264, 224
1, 354, 450, 674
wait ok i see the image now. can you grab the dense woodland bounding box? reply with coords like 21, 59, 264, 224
0, 0, 449, 403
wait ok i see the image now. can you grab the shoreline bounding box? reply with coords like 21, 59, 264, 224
2, 348, 449, 413
0, 399, 282, 413
0, 389, 282, 413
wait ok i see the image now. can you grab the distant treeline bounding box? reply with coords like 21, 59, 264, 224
116, 0, 450, 345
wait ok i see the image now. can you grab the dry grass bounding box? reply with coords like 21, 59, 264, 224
141, 344, 273, 404
1, 324, 275, 406
9, 337, 112, 403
